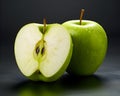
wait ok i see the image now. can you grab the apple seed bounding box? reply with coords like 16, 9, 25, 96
36, 46, 40, 55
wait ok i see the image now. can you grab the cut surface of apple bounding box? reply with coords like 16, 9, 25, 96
14, 23, 73, 82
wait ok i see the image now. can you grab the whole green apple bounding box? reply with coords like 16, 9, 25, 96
62, 20, 107, 75
14, 22, 73, 82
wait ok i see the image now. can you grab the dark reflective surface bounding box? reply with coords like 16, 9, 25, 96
15, 75, 102, 89
3, 74, 103, 96
1, 69, 120, 96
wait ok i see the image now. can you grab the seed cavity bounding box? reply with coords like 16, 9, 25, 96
34, 38, 46, 62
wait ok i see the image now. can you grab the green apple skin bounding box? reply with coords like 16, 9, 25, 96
14, 23, 73, 82
62, 20, 107, 75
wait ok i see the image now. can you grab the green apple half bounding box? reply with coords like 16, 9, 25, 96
63, 20, 107, 75
14, 23, 73, 82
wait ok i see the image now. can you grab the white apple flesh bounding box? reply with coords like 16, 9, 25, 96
14, 23, 73, 82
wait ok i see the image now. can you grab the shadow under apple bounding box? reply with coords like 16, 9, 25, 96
12, 73, 104, 96
59, 73, 104, 90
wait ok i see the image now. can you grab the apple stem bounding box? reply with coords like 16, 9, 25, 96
80, 9, 85, 25
43, 18, 46, 33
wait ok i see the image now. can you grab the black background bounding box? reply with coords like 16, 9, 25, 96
0, 0, 120, 96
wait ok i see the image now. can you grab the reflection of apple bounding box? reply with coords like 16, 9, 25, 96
63, 20, 107, 75
16, 80, 63, 96
14, 22, 73, 82
16, 74, 101, 96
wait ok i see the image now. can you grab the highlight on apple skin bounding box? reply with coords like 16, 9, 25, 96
14, 23, 73, 82
62, 20, 107, 75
